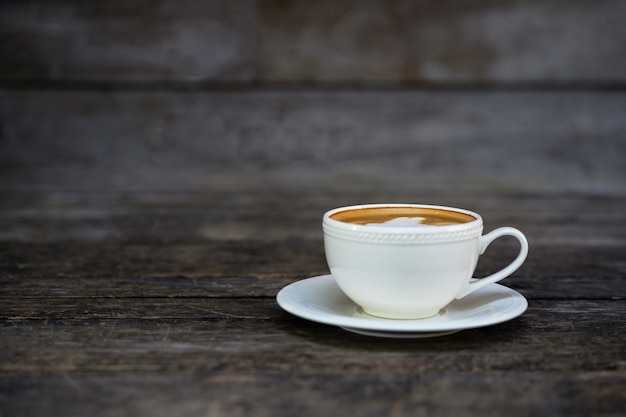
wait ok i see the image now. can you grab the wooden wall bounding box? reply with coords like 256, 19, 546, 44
2, 0, 625, 84
1, 0, 625, 196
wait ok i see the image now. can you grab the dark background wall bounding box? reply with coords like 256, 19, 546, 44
1, 0, 625, 201
2, 0, 626, 84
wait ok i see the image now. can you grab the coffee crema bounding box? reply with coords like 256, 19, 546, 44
330, 206, 476, 227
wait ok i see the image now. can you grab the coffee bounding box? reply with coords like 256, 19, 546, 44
323, 203, 528, 319
329, 206, 476, 227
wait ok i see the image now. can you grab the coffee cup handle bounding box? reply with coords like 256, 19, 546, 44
456, 227, 528, 299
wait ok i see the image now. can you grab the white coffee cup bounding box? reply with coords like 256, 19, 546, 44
322, 204, 528, 319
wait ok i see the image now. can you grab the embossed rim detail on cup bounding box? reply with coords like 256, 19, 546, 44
322, 224, 482, 244
323, 204, 483, 244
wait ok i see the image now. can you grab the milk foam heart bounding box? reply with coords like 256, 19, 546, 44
366, 216, 435, 227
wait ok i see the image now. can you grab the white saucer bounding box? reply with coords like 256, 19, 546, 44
276, 275, 528, 338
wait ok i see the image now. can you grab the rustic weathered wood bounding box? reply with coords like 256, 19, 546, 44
1, 0, 625, 83
1, 299, 624, 373
0, 241, 625, 300
1, 90, 625, 195
1, 6, 625, 411
1, 191, 625, 248
0, 298, 624, 415
1, 371, 623, 417
0, 183, 624, 416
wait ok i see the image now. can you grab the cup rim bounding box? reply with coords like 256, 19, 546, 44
323, 203, 483, 234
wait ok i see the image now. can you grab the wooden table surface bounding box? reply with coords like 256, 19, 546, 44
1, 1, 626, 416
1, 88, 625, 417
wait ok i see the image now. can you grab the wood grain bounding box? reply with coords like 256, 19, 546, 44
1, 0, 625, 84
1, 90, 625, 195
1, 371, 623, 417
1, 299, 624, 373
1, 7, 625, 412
1, 190, 625, 247
0, 240, 625, 300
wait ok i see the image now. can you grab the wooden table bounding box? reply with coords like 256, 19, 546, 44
1, 1, 626, 416
1, 88, 625, 417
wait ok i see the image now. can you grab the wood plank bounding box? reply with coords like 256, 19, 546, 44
1, 0, 625, 83
1, 371, 624, 417
1, 90, 625, 195
0, 241, 625, 299
0, 300, 624, 374
0, 0, 257, 83
256, 0, 626, 83
1, 190, 625, 246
